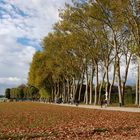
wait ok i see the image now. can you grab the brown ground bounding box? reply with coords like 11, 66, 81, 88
0, 102, 140, 140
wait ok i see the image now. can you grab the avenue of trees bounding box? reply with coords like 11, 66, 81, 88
5, 0, 139, 106
28, 0, 140, 106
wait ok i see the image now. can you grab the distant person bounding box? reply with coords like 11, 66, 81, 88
104, 99, 107, 108
101, 98, 104, 108
70, 97, 74, 104
101, 99, 107, 108
119, 102, 122, 107
75, 100, 79, 106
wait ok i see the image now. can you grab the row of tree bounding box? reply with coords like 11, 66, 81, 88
5, 85, 39, 100
27, 0, 140, 106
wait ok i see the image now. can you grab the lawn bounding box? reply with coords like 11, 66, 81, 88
0, 102, 140, 139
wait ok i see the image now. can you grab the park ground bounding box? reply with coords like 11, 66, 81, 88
0, 102, 140, 140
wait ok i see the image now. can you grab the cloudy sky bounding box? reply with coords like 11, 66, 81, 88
0, 0, 136, 95
0, 0, 71, 94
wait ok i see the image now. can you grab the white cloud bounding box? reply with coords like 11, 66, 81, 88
0, 36, 36, 79
0, 0, 71, 94
1, 0, 71, 39
0, 77, 26, 85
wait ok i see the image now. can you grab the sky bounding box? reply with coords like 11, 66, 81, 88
0, 0, 136, 95
0, 0, 71, 95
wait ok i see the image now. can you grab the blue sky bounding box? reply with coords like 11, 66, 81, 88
0, 0, 71, 94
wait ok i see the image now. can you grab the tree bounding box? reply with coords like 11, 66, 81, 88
17, 84, 26, 100
28, 86, 39, 100
26, 0, 138, 106
5, 88, 10, 99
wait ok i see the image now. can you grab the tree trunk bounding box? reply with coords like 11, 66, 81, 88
138, 57, 140, 107
51, 87, 54, 102
135, 64, 139, 105
105, 64, 109, 101
116, 57, 122, 106
67, 78, 70, 103
74, 77, 80, 101
113, 33, 122, 106
57, 81, 60, 98
98, 72, 105, 104
78, 70, 84, 102
72, 77, 76, 100
89, 67, 94, 104
85, 69, 89, 104
108, 63, 116, 104
63, 80, 66, 103
54, 83, 57, 97
70, 79, 73, 101
121, 54, 132, 106
94, 63, 98, 105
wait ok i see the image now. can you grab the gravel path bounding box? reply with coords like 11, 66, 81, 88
50, 103, 140, 113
